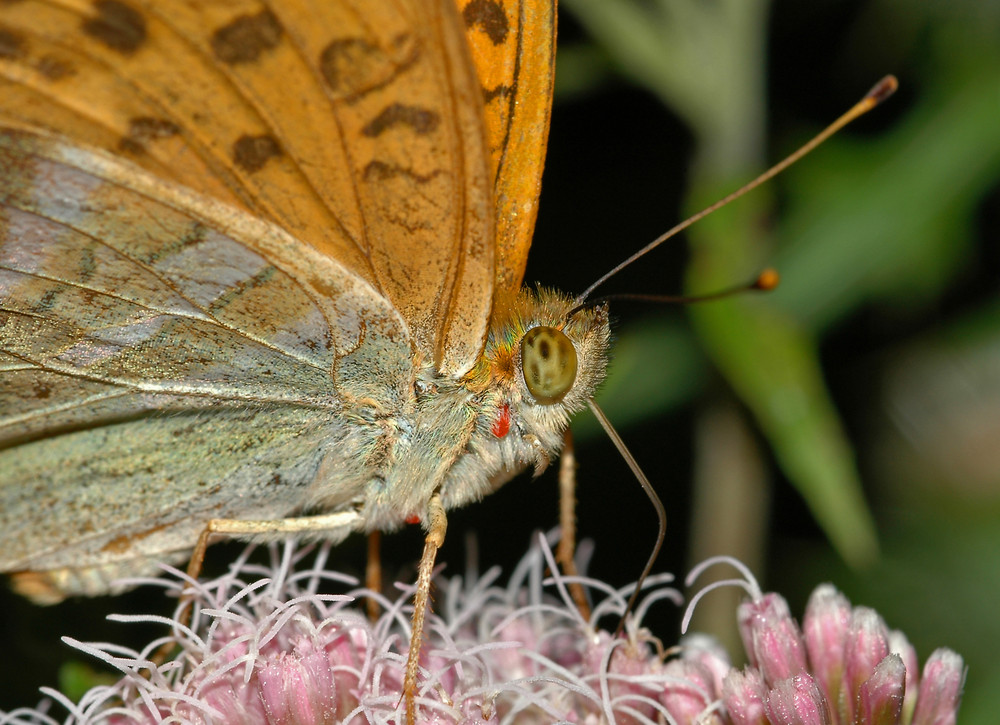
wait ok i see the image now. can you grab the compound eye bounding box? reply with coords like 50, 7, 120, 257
520, 326, 578, 404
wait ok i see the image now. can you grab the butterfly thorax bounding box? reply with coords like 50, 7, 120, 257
345, 288, 610, 531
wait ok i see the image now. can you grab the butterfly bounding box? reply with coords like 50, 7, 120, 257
0, 0, 610, 715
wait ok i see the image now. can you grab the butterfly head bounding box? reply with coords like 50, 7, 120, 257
464, 288, 610, 451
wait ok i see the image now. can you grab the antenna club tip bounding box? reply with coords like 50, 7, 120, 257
754, 268, 780, 291
867, 75, 899, 105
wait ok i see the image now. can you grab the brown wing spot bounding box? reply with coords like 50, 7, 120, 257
34, 286, 61, 314
211, 9, 282, 65
118, 116, 180, 153
101, 524, 169, 554
0, 27, 25, 59
362, 103, 440, 137
130, 116, 180, 140
117, 138, 143, 155
208, 265, 276, 312
141, 221, 209, 265
79, 245, 97, 281
318, 35, 417, 101
462, 0, 509, 46
362, 159, 441, 185
82, 0, 147, 55
36, 55, 74, 80
483, 83, 510, 104
232, 133, 282, 173
319, 38, 383, 100
32, 380, 51, 399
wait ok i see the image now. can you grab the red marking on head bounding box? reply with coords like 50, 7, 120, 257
405, 514, 421, 525
491, 403, 511, 438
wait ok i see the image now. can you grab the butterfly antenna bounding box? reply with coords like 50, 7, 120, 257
572, 75, 898, 307
586, 398, 665, 636
568, 267, 780, 319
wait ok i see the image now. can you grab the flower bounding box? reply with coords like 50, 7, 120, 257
680, 558, 966, 725
0, 543, 964, 725
1, 536, 685, 725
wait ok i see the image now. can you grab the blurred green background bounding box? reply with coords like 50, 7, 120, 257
2, 0, 997, 720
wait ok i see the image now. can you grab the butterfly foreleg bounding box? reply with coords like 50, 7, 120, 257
524, 433, 551, 477
402, 490, 447, 725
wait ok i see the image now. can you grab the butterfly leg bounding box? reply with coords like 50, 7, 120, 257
403, 491, 447, 725
151, 523, 237, 665
525, 433, 551, 477
175, 512, 362, 630
557, 428, 591, 618
185, 510, 362, 582
148, 510, 361, 665
366, 530, 382, 621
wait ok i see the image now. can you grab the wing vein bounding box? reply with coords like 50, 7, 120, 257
0, 316, 337, 406
1, 196, 329, 372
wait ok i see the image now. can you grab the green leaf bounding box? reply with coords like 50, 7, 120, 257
687, 194, 879, 567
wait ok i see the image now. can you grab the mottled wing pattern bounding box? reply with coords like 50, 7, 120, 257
0, 127, 410, 590
1, 132, 334, 439
458, 0, 556, 298
0, 0, 495, 374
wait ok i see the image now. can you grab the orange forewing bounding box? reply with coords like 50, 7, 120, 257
457, 0, 556, 299
0, 0, 502, 374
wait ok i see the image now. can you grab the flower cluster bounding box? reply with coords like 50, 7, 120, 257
0, 539, 964, 725
669, 559, 966, 725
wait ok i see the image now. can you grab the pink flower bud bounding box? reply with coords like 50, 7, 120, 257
888, 629, 919, 722
843, 607, 890, 723
857, 654, 905, 725
257, 650, 337, 725
722, 667, 769, 725
911, 649, 966, 725
802, 584, 850, 711
682, 633, 733, 697
661, 659, 719, 724
739, 593, 808, 687
764, 674, 832, 725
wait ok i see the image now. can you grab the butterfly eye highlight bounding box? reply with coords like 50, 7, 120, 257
520, 326, 578, 404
